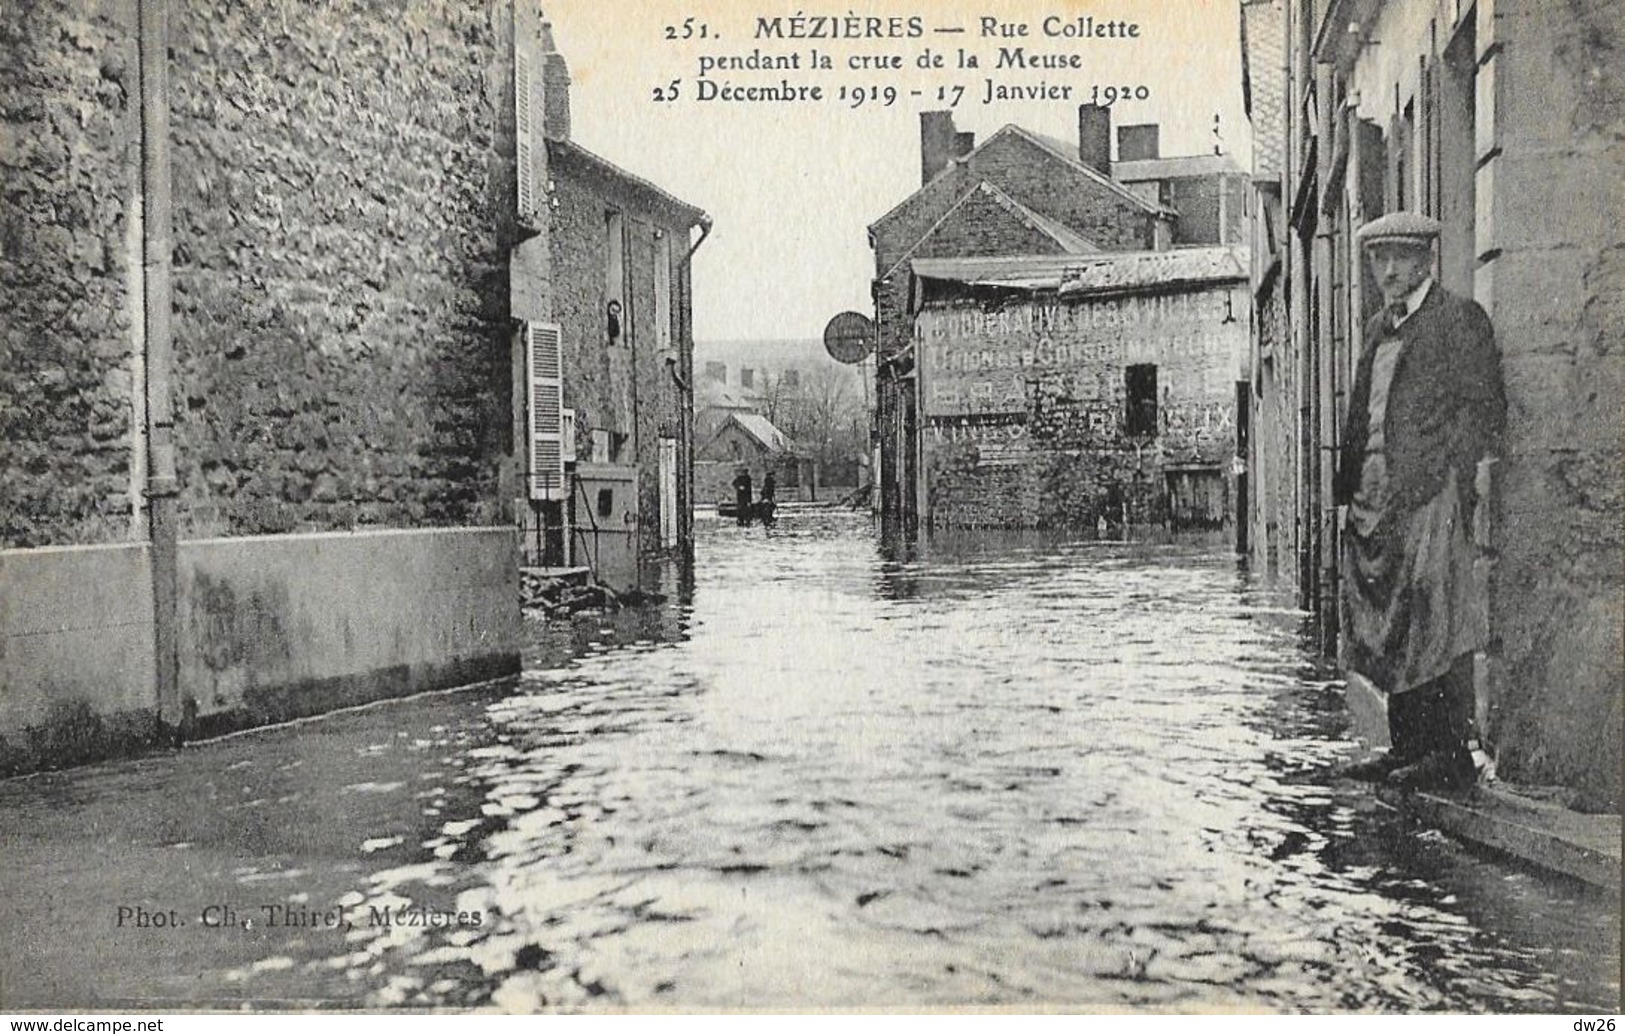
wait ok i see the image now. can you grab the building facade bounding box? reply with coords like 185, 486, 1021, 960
1241, 0, 1622, 808
0, 1, 628, 773
868, 107, 1174, 532
508, 25, 709, 591
869, 105, 1255, 534
911, 249, 1248, 531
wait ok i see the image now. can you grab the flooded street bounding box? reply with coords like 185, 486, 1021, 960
1, 511, 1617, 1011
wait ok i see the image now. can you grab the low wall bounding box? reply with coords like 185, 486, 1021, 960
0, 543, 161, 772
1, 527, 519, 774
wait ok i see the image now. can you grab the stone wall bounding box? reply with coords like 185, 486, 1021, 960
545, 145, 697, 559
1477, 0, 1623, 808
1165, 174, 1247, 246
0, 0, 140, 548
166, 0, 513, 537
918, 287, 1245, 529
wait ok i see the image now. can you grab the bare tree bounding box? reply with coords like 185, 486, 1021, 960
759, 365, 867, 487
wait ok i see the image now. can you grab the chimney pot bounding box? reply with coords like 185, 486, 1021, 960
1117, 124, 1161, 162
1076, 103, 1111, 177
541, 22, 570, 140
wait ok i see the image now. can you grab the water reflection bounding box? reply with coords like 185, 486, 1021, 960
0, 510, 1615, 1011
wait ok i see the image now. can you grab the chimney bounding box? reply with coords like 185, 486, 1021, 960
541, 22, 570, 140
1117, 124, 1161, 162
920, 111, 959, 185
1076, 103, 1111, 177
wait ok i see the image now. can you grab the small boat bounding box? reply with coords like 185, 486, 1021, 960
718, 499, 778, 525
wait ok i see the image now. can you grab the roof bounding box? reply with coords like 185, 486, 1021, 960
868, 122, 1170, 235
699, 384, 761, 411
911, 245, 1249, 297
1000, 126, 1172, 215
998, 188, 1101, 254
909, 253, 1102, 292
879, 180, 1100, 281
1112, 153, 1244, 182
1240, 0, 1286, 179
727, 412, 798, 455
547, 139, 709, 226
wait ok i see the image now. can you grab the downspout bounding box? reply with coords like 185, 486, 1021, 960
139, 0, 182, 737
667, 214, 712, 395
670, 215, 710, 558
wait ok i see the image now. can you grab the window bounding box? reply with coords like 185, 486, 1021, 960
781, 368, 800, 389
605, 211, 625, 343
1125, 364, 1158, 437
740, 367, 755, 389
654, 235, 672, 353
1393, 100, 1415, 212
704, 361, 727, 382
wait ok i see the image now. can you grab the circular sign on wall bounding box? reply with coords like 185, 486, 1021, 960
822, 311, 876, 364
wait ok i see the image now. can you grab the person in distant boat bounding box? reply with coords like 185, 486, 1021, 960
732, 467, 753, 526
1335, 212, 1506, 792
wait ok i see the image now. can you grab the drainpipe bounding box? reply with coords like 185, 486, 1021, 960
671, 215, 710, 560
666, 214, 712, 395
139, 0, 182, 737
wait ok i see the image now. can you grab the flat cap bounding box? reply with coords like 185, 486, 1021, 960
1356, 211, 1441, 247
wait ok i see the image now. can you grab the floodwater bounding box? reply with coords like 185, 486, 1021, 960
1, 510, 1617, 1011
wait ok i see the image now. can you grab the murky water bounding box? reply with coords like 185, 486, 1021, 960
1, 510, 1617, 1011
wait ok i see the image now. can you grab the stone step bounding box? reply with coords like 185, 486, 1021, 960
1380, 782, 1622, 892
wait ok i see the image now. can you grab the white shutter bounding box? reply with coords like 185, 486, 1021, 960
525, 322, 565, 501
514, 46, 539, 228
659, 436, 678, 548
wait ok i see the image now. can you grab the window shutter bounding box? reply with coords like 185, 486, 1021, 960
526, 322, 565, 500
514, 47, 540, 229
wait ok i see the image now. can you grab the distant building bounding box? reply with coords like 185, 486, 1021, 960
694, 340, 869, 494
867, 104, 1250, 532
1240, 0, 1622, 808
1113, 149, 1247, 246
696, 412, 817, 504
911, 248, 1248, 529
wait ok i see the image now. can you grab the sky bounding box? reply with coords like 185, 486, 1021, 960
545, 0, 1252, 343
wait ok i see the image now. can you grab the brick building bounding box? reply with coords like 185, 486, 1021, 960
1240, 0, 1622, 808
868, 104, 1256, 533
1114, 149, 1249, 248
520, 28, 709, 588
868, 106, 1174, 531
0, 2, 700, 773
911, 249, 1248, 530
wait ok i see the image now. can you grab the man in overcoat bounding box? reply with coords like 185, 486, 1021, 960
1336, 212, 1506, 791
